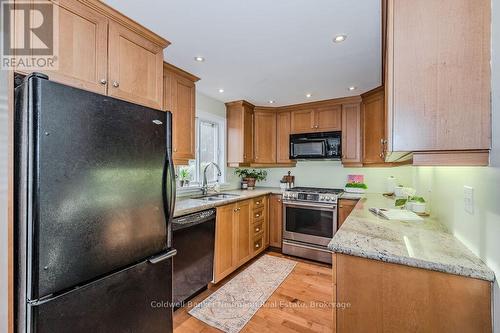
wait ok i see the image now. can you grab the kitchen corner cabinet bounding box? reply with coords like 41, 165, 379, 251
226, 101, 254, 167
214, 197, 269, 283
163, 63, 199, 165
361, 87, 386, 165
341, 103, 362, 166
15, 0, 169, 109
385, 0, 491, 166
269, 194, 283, 248
253, 110, 277, 164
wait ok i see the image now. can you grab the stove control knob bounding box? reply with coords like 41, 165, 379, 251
326, 197, 331, 201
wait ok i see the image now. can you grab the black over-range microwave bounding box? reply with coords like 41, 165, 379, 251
289, 131, 341, 159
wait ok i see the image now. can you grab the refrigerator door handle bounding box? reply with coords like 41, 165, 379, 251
148, 248, 177, 264
163, 111, 177, 248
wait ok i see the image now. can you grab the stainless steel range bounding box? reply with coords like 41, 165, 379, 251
282, 187, 343, 264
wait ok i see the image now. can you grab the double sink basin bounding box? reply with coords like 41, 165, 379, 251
190, 193, 240, 202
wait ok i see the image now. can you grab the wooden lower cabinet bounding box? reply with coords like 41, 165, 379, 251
269, 194, 283, 248
338, 199, 358, 227
332, 253, 492, 333
213, 196, 269, 283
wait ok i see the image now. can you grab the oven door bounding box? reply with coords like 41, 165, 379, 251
282, 201, 337, 246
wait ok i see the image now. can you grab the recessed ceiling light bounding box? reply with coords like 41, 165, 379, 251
268, 100, 275, 104
306, 93, 312, 98
218, 89, 224, 93
348, 86, 357, 91
333, 34, 347, 43
194, 56, 205, 62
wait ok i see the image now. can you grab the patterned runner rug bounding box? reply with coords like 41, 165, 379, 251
188, 254, 297, 333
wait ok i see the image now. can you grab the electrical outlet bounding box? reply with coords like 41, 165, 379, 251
464, 186, 474, 214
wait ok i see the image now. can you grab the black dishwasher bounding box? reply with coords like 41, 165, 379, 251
172, 209, 216, 308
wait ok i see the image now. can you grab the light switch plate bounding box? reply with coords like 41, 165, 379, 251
464, 186, 474, 214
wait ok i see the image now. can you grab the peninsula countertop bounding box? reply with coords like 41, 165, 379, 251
174, 187, 282, 217
328, 193, 495, 282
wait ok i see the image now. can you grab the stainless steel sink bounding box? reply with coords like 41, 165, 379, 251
191, 193, 240, 201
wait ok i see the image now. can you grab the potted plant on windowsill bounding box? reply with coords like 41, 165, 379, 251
178, 167, 191, 187
234, 169, 267, 189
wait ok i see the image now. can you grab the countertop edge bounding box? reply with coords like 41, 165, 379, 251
329, 243, 495, 282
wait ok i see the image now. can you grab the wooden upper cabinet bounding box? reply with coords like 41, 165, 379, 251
315, 105, 341, 132
341, 103, 362, 166
290, 109, 315, 133
163, 63, 199, 165
362, 87, 386, 165
290, 106, 341, 134
386, 0, 491, 165
226, 101, 254, 167
254, 110, 277, 164
20, 0, 108, 94
108, 21, 164, 109
277, 112, 293, 163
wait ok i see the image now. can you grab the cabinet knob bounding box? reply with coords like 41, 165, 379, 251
256, 201, 261, 205
255, 214, 260, 218
112, 81, 120, 88
255, 243, 260, 249
100, 79, 107, 85
173, 148, 178, 152
255, 227, 260, 232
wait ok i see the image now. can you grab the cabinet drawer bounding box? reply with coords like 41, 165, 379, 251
253, 196, 265, 208
253, 237, 263, 252
252, 208, 264, 221
253, 221, 264, 236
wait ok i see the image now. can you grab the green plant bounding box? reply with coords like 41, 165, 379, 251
234, 168, 268, 182
395, 196, 426, 207
345, 182, 368, 189
178, 167, 190, 181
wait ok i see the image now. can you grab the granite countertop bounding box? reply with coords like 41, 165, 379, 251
174, 187, 282, 217
328, 194, 495, 282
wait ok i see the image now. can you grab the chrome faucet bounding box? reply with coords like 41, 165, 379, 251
201, 162, 222, 195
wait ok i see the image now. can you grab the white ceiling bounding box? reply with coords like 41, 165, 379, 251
105, 0, 381, 106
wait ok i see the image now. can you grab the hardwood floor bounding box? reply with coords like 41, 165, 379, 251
174, 251, 333, 333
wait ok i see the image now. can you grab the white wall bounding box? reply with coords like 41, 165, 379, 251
259, 162, 413, 192
412, 0, 500, 330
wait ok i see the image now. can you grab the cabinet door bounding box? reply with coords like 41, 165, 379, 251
316, 106, 342, 132
389, 0, 490, 151
164, 71, 195, 163
235, 201, 252, 266
362, 89, 386, 164
108, 21, 163, 109
243, 106, 254, 163
338, 199, 358, 227
341, 103, 362, 165
254, 111, 276, 163
277, 112, 292, 163
26, 0, 108, 94
290, 109, 315, 134
214, 204, 236, 283
269, 194, 283, 248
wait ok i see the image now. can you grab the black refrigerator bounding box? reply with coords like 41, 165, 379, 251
14, 73, 177, 332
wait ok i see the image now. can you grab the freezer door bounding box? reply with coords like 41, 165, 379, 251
21, 76, 171, 299
27, 257, 173, 333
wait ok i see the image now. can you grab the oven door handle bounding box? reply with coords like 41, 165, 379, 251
282, 201, 337, 210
